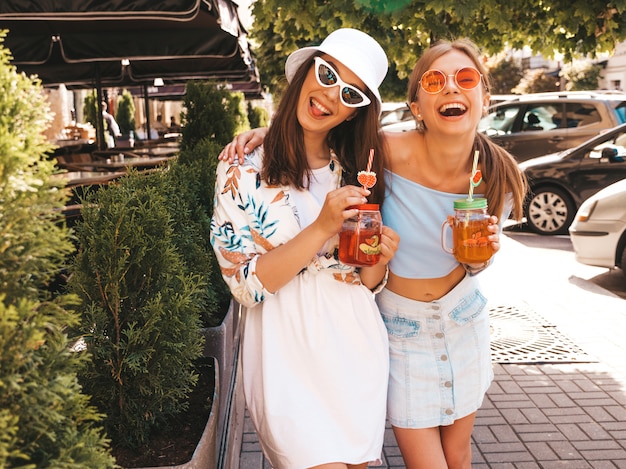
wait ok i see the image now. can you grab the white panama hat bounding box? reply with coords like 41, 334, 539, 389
284, 28, 388, 106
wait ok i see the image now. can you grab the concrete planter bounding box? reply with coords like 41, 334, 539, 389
202, 300, 246, 469
134, 361, 220, 469
133, 300, 244, 469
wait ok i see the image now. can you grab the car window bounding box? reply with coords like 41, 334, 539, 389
380, 106, 411, 126
564, 102, 601, 128
478, 104, 521, 136
615, 102, 626, 124
523, 104, 560, 131
588, 130, 626, 160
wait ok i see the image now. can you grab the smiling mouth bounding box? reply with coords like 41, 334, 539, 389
439, 103, 467, 117
311, 98, 331, 116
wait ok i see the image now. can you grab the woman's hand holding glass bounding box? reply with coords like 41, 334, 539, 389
462, 215, 500, 275
315, 185, 371, 239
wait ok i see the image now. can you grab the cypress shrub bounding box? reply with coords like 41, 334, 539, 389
0, 31, 115, 468
68, 172, 205, 449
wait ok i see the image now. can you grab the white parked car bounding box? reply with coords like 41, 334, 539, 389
380, 102, 412, 128
569, 178, 626, 282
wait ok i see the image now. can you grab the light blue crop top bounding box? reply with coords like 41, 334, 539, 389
382, 169, 512, 279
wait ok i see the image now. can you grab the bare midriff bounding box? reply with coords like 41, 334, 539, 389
386, 264, 466, 302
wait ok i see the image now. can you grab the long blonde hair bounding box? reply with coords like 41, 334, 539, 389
407, 38, 527, 220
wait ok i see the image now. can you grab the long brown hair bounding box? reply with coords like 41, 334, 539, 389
407, 38, 527, 220
262, 53, 388, 205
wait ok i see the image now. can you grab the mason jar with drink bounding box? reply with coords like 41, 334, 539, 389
441, 150, 495, 266
338, 149, 384, 267
441, 197, 494, 264
338, 203, 382, 266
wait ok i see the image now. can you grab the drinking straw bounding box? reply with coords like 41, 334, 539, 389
359, 148, 375, 190
366, 148, 374, 172
467, 150, 480, 201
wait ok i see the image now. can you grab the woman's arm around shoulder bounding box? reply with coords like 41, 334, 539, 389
219, 127, 268, 164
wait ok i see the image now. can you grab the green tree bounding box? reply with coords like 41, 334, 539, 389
69, 171, 205, 449
82, 90, 98, 129
115, 89, 135, 136
0, 31, 115, 469
177, 80, 243, 323
247, 102, 269, 129
488, 58, 524, 95
249, 0, 626, 99
180, 81, 249, 151
67, 79, 246, 450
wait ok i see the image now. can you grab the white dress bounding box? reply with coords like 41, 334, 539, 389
210, 149, 389, 468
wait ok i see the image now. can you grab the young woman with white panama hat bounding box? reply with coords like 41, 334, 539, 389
210, 28, 399, 469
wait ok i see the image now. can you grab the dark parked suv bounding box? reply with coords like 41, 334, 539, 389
478, 91, 626, 162
519, 123, 626, 235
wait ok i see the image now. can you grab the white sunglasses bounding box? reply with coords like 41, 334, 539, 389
313, 56, 371, 108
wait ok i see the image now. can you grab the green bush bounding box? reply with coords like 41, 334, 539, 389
176, 80, 251, 323
68, 172, 205, 449
176, 139, 233, 325
66, 78, 247, 455
0, 31, 115, 469
167, 145, 232, 326
115, 89, 135, 136
180, 80, 249, 151
82, 91, 98, 129
247, 102, 269, 129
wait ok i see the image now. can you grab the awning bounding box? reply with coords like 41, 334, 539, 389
0, 0, 261, 95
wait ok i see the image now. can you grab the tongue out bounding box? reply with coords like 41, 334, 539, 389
310, 98, 330, 117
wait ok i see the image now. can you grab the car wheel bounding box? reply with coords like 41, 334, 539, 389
525, 186, 576, 235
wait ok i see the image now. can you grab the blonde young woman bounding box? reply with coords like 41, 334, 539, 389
210, 29, 399, 469
221, 38, 527, 469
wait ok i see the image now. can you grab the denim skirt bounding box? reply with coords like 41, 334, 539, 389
376, 274, 493, 429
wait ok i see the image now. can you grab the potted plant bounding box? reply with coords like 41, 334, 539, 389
66, 79, 251, 468
67, 168, 209, 462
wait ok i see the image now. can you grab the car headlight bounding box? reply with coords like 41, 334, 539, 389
575, 200, 598, 222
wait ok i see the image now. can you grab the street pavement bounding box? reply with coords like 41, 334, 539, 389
239, 232, 626, 468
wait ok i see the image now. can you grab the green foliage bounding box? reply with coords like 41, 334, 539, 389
172, 81, 251, 322
0, 31, 115, 468
180, 80, 249, 151
67, 78, 244, 454
69, 172, 205, 449
488, 58, 524, 95
0, 299, 116, 469
115, 90, 135, 136
247, 103, 270, 129
82, 91, 98, 129
249, 0, 626, 99
173, 80, 247, 325
157, 150, 232, 326
561, 62, 604, 91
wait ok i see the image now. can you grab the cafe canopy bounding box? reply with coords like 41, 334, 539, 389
0, 0, 262, 148
0, 0, 261, 93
